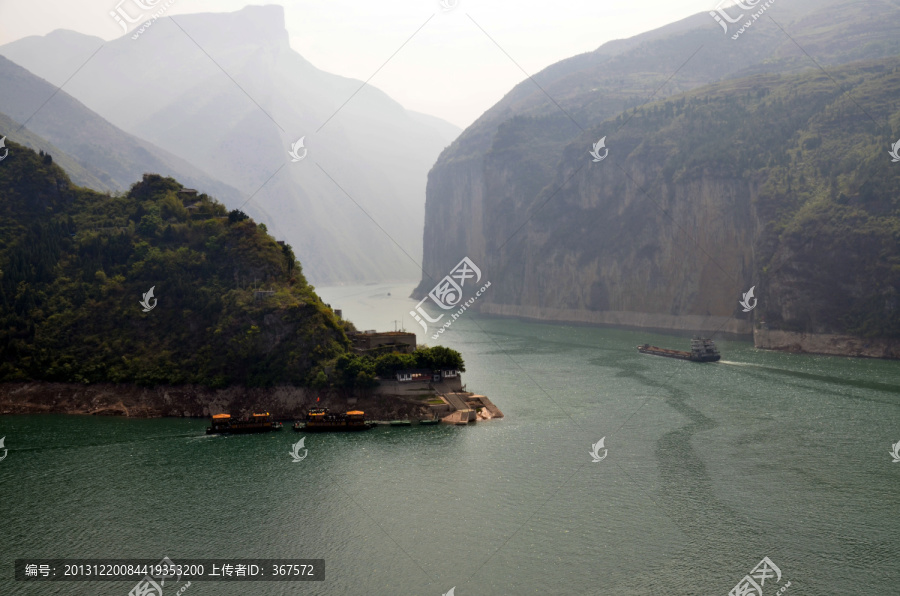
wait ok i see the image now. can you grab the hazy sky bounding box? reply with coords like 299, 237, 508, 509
0, 0, 719, 128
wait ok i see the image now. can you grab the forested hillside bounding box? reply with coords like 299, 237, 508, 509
0, 142, 348, 386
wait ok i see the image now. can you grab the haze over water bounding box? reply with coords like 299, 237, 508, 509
1, 284, 898, 595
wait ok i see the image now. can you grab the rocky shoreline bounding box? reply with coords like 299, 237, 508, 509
478, 304, 753, 336
0, 382, 432, 420
753, 328, 900, 359
0, 378, 505, 422
477, 305, 899, 360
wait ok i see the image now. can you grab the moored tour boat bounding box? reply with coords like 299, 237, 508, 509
294, 407, 374, 432
206, 412, 283, 435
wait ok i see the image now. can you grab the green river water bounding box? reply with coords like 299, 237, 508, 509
1, 283, 898, 595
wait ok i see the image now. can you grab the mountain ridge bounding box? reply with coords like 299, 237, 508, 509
0, 109, 106, 190
415, 0, 900, 352
1, 5, 461, 285
0, 54, 247, 204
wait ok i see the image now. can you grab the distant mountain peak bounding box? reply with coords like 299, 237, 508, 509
231, 4, 288, 31
174, 4, 290, 49
0, 4, 459, 285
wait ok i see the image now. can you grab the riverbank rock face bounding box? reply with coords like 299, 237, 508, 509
415, 1, 900, 353
754, 329, 900, 359
0, 383, 430, 420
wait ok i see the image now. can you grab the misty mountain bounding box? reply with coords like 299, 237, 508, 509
414, 0, 900, 344
0, 56, 245, 203
0, 6, 460, 284
0, 109, 106, 190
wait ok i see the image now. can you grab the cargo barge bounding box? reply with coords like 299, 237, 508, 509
637, 336, 721, 362
206, 412, 283, 434
293, 407, 374, 432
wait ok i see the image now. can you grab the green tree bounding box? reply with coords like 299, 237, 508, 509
334, 354, 378, 388
374, 352, 417, 377
311, 370, 328, 389
137, 207, 163, 236
413, 346, 465, 371
228, 209, 249, 224
160, 192, 188, 221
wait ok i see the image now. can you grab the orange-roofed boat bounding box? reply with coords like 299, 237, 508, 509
293, 407, 374, 432
206, 412, 283, 435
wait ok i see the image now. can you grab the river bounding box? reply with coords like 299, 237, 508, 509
1, 282, 898, 595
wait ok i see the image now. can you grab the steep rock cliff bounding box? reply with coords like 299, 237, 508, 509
418, 0, 900, 346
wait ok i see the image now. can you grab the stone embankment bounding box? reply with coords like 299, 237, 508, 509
437, 392, 503, 424
479, 304, 752, 336
374, 377, 503, 424
0, 378, 505, 422
0, 383, 428, 420
753, 328, 900, 359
